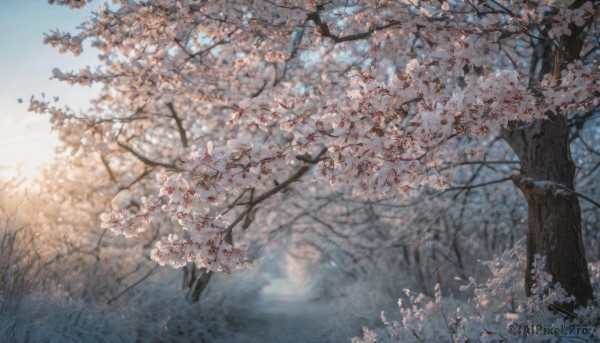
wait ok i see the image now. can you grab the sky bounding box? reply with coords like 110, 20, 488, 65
0, 1, 101, 178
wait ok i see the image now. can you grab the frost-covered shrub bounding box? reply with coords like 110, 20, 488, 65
354, 242, 600, 343
0, 177, 233, 342
0, 264, 273, 343
0, 224, 41, 303
0, 180, 45, 303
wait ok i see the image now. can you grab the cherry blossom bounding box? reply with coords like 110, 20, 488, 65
39, 1, 599, 306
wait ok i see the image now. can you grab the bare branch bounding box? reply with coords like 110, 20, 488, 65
307, 11, 399, 44
447, 176, 513, 191
166, 103, 188, 148
117, 141, 178, 170
106, 265, 159, 305
100, 154, 117, 183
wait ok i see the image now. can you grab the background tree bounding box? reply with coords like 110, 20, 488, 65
38, 0, 599, 310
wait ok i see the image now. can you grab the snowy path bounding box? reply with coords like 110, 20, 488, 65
221, 278, 338, 343
235, 298, 331, 342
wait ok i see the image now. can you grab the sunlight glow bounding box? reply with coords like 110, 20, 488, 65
0, 127, 58, 179
0, 1, 100, 180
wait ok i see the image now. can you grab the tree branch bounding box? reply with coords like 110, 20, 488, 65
307, 11, 399, 44
166, 103, 188, 148
100, 154, 117, 183
223, 147, 327, 235
447, 176, 512, 191
117, 141, 178, 169
512, 175, 600, 209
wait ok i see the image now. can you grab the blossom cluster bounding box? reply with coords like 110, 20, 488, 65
37, 0, 599, 273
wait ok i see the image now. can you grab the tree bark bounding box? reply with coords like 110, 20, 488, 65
503, 0, 594, 309
504, 118, 593, 309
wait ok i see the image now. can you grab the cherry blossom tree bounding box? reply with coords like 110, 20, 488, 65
38, 0, 599, 308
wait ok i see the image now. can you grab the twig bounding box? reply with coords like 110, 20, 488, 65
447, 176, 512, 191
107, 265, 159, 305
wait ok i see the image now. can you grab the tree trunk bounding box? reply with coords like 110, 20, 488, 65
503, 0, 595, 311
185, 267, 213, 303
504, 118, 593, 309
182, 226, 233, 302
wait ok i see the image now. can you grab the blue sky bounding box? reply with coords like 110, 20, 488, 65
0, 1, 100, 177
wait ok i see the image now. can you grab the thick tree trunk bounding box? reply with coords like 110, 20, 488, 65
504, 118, 593, 309
502, 0, 595, 310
